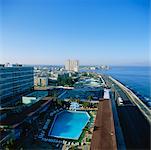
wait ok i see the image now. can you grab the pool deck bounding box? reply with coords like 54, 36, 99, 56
90, 99, 117, 150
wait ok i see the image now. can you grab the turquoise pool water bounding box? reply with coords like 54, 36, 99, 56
48, 111, 90, 140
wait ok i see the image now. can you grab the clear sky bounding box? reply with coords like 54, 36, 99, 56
0, 0, 150, 65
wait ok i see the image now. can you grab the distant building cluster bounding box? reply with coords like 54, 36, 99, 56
34, 65, 66, 87
33, 59, 79, 87
81, 65, 110, 71
65, 59, 79, 72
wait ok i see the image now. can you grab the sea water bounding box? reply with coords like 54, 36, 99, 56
81, 66, 151, 107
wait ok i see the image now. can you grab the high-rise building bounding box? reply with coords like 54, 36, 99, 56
0, 64, 34, 107
65, 59, 79, 72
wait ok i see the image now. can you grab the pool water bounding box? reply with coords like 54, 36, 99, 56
48, 111, 90, 140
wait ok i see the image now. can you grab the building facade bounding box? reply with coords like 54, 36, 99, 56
0, 65, 34, 107
65, 59, 79, 72
34, 77, 48, 87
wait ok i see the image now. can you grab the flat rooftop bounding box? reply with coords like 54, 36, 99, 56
0, 109, 11, 115
0, 99, 51, 128
24, 91, 48, 98
59, 88, 103, 100
75, 77, 103, 88
90, 99, 117, 150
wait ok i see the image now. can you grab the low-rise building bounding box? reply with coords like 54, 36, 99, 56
34, 77, 48, 87
22, 91, 48, 105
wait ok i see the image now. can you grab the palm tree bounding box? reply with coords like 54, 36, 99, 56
53, 91, 58, 106
76, 99, 80, 103
88, 95, 93, 108
88, 95, 93, 102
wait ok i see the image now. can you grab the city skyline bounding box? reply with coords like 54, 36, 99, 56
0, 0, 150, 66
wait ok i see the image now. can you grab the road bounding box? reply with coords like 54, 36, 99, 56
102, 75, 150, 149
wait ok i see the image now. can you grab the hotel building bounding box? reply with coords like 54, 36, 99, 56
65, 59, 79, 72
0, 64, 34, 107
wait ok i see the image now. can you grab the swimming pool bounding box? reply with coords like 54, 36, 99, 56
48, 110, 90, 140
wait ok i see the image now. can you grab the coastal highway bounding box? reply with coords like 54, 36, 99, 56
110, 76, 151, 123
102, 75, 150, 149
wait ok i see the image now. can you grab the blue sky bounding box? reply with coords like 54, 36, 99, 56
0, 0, 150, 65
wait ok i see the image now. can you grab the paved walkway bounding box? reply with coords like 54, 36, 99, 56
90, 100, 117, 150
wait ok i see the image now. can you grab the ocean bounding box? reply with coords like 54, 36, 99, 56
81, 66, 151, 107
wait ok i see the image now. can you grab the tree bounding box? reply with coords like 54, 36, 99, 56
57, 100, 63, 106
76, 99, 80, 103
83, 72, 88, 76
53, 91, 57, 102
88, 95, 93, 102
88, 95, 93, 108
57, 74, 75, 86
83, 102, 89, 108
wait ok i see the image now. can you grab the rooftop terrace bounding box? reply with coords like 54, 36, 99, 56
90, 99, 117, 150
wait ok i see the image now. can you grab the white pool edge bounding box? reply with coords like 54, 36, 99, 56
48, 110, 90, 140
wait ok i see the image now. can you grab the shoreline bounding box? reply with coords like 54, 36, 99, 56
111, 77, 151, 107
80, 69, 151, 107
109, 76, 151, 124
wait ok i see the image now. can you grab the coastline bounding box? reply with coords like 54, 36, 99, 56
109, 76, 151, 124
110, 77, 151, 107
80, 66, 151, 107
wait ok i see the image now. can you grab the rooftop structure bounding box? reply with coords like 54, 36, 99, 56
103, 88, 111, 99
58, 88, 103, 101
22, 91, 48, 105
90, 100, 117, 150
74, 78, 102, 88
0, 99, 52, 128
0, 63, 22, 68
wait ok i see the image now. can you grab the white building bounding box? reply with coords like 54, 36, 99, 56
103, 88, 111, 99
65, 59, 79, 72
